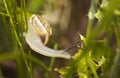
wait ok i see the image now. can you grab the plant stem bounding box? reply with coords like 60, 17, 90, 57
86, 0, 97, 43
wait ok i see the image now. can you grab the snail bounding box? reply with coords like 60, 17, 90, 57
25, 14, 71, 59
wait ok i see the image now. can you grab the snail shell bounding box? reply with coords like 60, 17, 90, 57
25, 14, 71, 59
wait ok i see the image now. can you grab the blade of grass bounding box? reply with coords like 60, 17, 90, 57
3, 0, 27, 78
0, 12, 10, 17
25, 55, 54, 78
86, 0, 97, 41
87, 52, 99, 78
0, 52, 17, 62
20, 0, 33, 78
110, 19, 120, 78
110, 51, 120, 78
3, 0, 24, 53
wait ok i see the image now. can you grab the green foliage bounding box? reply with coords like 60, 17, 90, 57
0, 0, 52, 78
58, 0, 120, 78
0, 0, 120, 78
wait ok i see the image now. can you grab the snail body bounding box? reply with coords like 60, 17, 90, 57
25, 14, 71, 59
